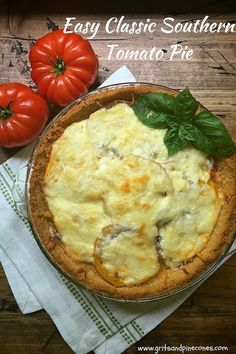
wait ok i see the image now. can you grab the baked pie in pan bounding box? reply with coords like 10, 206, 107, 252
27, 84, 236, 300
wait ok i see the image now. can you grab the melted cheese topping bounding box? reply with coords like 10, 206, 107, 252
43, 103, 219, 284
94, 225, 159, 285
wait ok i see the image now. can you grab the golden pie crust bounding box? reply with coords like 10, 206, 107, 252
27, 84, 236, 299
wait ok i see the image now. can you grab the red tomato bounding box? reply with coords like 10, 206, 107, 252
0, 83, 49, 148
29, 29, 98, 107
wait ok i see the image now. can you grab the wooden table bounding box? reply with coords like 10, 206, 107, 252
0, 1, 236, 353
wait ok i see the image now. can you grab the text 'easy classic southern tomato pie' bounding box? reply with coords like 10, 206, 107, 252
27, 84, 236, 299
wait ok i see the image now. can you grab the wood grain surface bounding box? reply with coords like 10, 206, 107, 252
0, 0, 236, 353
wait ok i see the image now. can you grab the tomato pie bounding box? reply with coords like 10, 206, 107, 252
28, 84, 236, 299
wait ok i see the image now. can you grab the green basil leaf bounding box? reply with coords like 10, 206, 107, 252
132, 94, 175, 129
179, 123, 198, 141
132, 90, 235, 158
190, 126, 216, 156
166, 116, 180, 129
174, 87, 198, 122
193, 112, 236, 157
164, 127, 187, 156
143, 93, 175, 114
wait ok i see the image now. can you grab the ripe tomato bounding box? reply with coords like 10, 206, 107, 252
29, 29, 98, 107
0, 83, 49, 148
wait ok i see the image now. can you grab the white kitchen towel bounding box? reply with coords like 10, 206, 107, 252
0, 248, 42, 313
0, 65, 235, 354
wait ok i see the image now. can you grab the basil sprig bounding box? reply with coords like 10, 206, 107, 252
132, 88, 236, 157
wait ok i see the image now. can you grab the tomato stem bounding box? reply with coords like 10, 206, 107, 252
0, 104, 12, 120
53, 57, 65, 76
